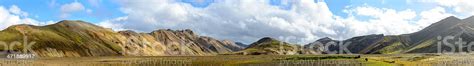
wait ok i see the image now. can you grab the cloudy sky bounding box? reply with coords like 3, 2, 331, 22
0, 0, 473, 44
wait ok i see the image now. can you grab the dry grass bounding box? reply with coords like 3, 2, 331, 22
2, 54, 474, 66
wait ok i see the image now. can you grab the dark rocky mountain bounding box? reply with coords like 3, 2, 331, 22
304, 16, 474, 54
303, 37, 340, 54
0, 20, 245, 57
406, 16, 474, 53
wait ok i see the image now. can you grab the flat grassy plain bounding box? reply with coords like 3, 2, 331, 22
1, 54, 473, 66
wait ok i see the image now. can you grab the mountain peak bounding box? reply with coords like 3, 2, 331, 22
151, 29, 196, 35
245, 37, 280, 48
437, 16, 461, 23
256, 37, 277, 42
178, 29, 195, 35
317, 37, 333, 41
238, 37, 302, 55
446, 16, 460, 20
416, 16, 463, 32
308, 37, 339, 45
56, 20, 93, 25
3, 24, 37, 31
53, 20, 103, 29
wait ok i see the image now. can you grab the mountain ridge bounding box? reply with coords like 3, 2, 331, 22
0, 20, 245, 57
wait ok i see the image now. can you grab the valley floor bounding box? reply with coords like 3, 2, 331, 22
0, 54, 473, 66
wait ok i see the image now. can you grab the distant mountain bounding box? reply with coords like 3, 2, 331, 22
0, 20, 245, 57
235, 42, 248, 48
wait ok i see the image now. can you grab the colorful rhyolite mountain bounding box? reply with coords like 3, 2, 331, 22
0, 20, 244, 57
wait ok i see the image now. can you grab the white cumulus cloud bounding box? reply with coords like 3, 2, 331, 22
60, 1, 85, 18
342, 6, 419, 37
428, 0, 474, 18
100, 0, 457, 44
103, 0, 342, 44
0, 5, 44, 30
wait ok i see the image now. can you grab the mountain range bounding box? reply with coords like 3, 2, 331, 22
0, 16, 473, 57
0, 20, 244, 57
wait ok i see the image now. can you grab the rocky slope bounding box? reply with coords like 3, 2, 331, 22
305, 16, 474, 54
303, 37, 340, 54
0, 20, 244, 57
405, 16, 474, 53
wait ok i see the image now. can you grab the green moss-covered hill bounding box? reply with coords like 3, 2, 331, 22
231, 37, 305, 55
